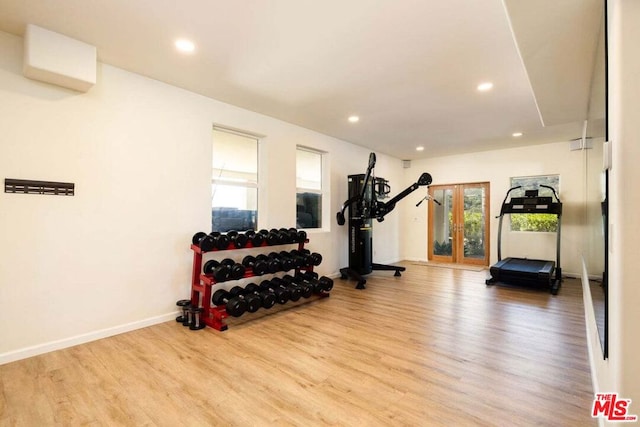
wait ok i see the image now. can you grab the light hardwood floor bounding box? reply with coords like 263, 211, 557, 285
0, 263, 595, 426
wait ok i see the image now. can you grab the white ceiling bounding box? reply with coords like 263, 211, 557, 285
0, 0, 604, 160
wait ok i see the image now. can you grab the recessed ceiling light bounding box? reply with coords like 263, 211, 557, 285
512, 132, 523, 137
477, 82, 494, 92
416, 146, 425, 151
348, 116, 359, 123
175, 39, 195, 53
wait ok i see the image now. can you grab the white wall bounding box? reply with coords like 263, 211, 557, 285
586, 1, 640, 423
399, 141, 587, 276
0, 30, 403, 362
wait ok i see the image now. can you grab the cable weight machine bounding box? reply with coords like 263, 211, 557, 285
336, 153, 433, 289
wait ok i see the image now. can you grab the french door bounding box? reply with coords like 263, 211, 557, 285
427, 182, 490, 266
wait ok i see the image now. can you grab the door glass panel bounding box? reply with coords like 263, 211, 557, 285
463, 187, 486, 259
432, 188, 453, 256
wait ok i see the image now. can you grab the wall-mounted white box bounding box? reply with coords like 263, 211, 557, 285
23, 24, 96, 92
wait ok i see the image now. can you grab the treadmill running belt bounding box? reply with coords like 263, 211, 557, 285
489, 257, 555, 288
501, 259, 550, 273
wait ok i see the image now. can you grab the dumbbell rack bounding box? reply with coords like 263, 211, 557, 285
189, 238, 320, 331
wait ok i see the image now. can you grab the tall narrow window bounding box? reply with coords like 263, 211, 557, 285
212, 127, 258, 232
296, 147, 324, 229
509, 175, 560, 232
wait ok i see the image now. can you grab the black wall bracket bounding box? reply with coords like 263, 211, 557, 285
4, 178, 75, 196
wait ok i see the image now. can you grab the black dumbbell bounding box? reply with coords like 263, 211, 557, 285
268, 252, 295, 271
278, 228, 297, 244
203, 260, 231, 282
300, 249, 323, 266
198, 232, 230, 252
220, 258, 246, 280
188, 306, 206, 330
244, 229, 265, 247
229, 286, 262, 313
211, 289, 247, 317
281, 275, 313, 298
192, 232, 207, 246
210, 232, 231, 250
227, 230, 248, 249
294, 270, 325, 291
269, 277, 302, 301
197, 233, 216, 252
280, 250, 307, 268
256, 229, 275, 245
259, 280, 290, 304
256, 254, 281, 273
242, 255, 268, 276
176, 299, 191, 324
244, 283, 276, 309
296, 271, 334, 293
292, 228, 307, 243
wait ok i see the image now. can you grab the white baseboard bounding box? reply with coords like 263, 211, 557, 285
0, 311, 179, 365
403, 257, 428, 263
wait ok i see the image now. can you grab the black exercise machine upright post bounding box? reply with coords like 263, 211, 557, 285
336, 152, 433, 289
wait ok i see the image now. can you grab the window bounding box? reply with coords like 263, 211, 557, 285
296, 147, 324, 229
212, 127, 258, 232
509, 175, 560, 232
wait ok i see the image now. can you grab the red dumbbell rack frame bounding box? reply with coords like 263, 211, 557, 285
189, 239, 316, 331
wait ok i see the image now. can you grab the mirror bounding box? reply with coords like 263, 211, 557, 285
585, 0, 608, 358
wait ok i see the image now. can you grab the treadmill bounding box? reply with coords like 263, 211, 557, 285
486, 185, 563, 295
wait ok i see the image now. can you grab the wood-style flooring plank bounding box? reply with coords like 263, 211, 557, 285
0, 263, 595, 426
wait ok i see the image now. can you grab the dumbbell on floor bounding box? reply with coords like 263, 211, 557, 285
229, 286, 262, 313
212, 289, 247, 317
176, 299, 191, 324
244, 283, 277, 309
188, 306, 206, 330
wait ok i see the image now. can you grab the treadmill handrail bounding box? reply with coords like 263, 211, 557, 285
498, 186, 522, 217
540, 184, 561, 203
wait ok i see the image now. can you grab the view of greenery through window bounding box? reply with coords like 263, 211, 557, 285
432, 188, 486, 258
510, 175, 560, 232
463, 188, 485, 257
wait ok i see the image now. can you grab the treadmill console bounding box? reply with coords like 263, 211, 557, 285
501, 191, 561, 215
509, 196, 553, 212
